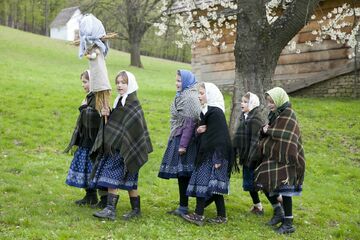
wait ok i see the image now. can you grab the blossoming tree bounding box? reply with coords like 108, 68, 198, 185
155, 0, 360, 132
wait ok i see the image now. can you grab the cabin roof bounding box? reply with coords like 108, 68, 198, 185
50, 6, 79, 28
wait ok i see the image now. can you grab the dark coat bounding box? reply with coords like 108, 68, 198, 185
64, 92, 101, 152
233, 107, 263, 169
197, 106, 233, 175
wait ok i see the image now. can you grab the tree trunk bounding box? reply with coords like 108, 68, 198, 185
23, 2, 27, 31
129, 41, 143, 68
43, 0, 49, 36
31, 0, 35, 33
230, 0, 276, 134
229, 0, 321, 135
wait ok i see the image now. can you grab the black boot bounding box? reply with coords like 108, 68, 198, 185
122, 196, 141, 220
267, 205, 284, 226
92, 194, 107, 209
277, 218, 295, 234
75, 189, 98, 206
93, 193, 119, 221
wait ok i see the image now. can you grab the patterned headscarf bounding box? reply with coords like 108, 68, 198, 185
177, 70, 196, 96
202, 82, 225, 114
113, 71, 139, 108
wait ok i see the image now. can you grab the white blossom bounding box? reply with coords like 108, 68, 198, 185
154, 0, 360, 52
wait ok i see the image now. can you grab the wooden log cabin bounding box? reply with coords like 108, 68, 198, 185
171, 0, 360, 97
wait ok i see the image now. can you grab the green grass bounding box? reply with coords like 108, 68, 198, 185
0, 25, 360, 239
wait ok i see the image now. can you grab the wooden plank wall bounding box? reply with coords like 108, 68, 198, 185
192, 0, 358, 92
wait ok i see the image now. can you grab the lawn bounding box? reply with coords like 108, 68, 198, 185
0, 25, 359, 239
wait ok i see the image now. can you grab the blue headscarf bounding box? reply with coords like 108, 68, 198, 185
177, 70, 196, 96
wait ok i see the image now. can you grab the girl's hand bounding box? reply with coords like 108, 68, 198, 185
262, 124, 269, 133
214, 164, 221, 169
178, 147, 186, 155
101, 107, 110, 117
197, 125, 207, 134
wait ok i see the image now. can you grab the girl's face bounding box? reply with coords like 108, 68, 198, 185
266, 95, 277, 112
198, 86, 207, 105
81, 77, 90, 93
116, 76, 128, 96
176, 74, 182, 92
241, 96, 250, 113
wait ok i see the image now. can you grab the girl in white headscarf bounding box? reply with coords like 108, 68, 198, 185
90, 71, 152, 221
182, 82, 233, 226
233, 92, 265, 215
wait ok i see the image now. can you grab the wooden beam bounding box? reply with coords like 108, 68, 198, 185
275, 58, 349, 75
278, 48, 350, 65
273, 61, 356, 93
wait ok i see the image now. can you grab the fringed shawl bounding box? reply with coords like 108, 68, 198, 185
64, 92, 101, 152
90, 92, 153, 173
233, 107, 264, 169
254, 107, 305, 193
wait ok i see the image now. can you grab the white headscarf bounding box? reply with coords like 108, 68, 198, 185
113, 71, 139, 108
244, 92, 260, 119
247, 92, 260, 112
202, 82, 225, 114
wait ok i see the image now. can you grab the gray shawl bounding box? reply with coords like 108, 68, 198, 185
170, 85, 201, 138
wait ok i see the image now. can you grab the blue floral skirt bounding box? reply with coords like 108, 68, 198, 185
90, 152, 138, 190
187, 152, 230, 198
242, 166, 256, 191
66, 147, 93, 189
158, 135, 197, 179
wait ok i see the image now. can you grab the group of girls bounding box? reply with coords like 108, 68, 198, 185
65, 69, 305, 234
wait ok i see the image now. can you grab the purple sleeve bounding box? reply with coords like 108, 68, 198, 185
179, 118, 196, 149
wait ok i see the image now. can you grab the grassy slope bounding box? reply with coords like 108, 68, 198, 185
0, 25, 359, 240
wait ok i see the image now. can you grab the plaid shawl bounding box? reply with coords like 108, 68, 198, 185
90, 93, 153, 173
254, 107, 305, 193
233, 107, 264, 169
64, 92, 101, 152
